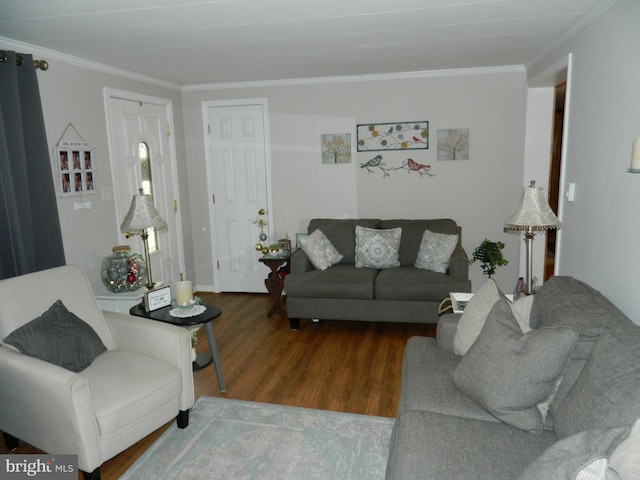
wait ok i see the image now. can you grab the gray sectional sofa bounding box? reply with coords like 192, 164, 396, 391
284, 218, 472, 329
386, 276, 640, 479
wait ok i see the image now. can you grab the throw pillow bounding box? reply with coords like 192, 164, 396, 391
354, 226, 401, 269
452, 297, 577, 433
516, 421, 635, 480
300, 229, 343, 270
3, 299, 107, 372
453, 279, 503, 355
414, 229, 458, 273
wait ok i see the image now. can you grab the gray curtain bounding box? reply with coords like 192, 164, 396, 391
0, 51, 65, 279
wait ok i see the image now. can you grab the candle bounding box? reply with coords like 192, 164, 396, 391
174, 281, 193, 306
631, 138, 640, 171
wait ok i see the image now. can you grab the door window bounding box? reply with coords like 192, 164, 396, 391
138, 141, 158, 253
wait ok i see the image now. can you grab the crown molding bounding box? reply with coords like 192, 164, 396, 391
0, 36, 181, 91
182, 65, 526, 92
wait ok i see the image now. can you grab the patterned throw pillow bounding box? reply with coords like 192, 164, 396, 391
300, 229, 343, 270
355, 226, 402, 269
414, 229, 458, 273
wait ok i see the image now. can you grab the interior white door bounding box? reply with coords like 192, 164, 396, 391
108, 96, 184, 286
207, 102, 269, 292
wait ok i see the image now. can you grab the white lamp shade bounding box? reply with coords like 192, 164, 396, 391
120, 193, 168, 234
504, 181, 561, 232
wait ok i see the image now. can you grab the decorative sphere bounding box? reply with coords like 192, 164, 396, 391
261, 247, 269, 254
255, 243, 263, 251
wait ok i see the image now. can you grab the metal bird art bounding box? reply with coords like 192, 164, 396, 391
360, 154, 392, 177
397, 158, 434, 177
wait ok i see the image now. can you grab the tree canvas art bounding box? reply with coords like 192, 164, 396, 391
437, 128, 469, 161
321, 133, 352, 163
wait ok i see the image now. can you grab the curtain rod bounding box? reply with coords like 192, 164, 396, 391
0, 52, 49, 71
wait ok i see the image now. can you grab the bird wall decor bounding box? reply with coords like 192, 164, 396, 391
359, 155, 435, 178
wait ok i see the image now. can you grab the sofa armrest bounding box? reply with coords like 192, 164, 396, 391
447, 244, 469, 278
0, 347, 101, 469
103, 311, 194, 410
289, 248, 314, 273
436, 313, 462, 352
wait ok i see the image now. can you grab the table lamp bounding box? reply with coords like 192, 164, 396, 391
504, 180, 561, 294
120, 189, 168, 289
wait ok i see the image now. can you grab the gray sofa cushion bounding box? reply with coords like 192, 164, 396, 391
386, 410, 556, 480
379, 219, 460, 266
554, 323, 640, 439
517, 423, 632, 480
284, 264, 378, 300
375, 267, 468, 302
307, 219, 380, 264
453, 298, 577, 434
398, 336, 498, 423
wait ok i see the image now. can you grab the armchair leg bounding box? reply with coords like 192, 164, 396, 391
177, 409, 189, 429
2, 431, 19, 451
82, 467, 100, 480
289, 318, 300, 329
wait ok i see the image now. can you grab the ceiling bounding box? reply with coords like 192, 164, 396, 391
0, 0, 618, 87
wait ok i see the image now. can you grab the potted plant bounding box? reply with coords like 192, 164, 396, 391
470, 239, 508, 278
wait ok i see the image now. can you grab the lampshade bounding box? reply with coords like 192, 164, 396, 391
504, 180, 561, 233
120, 191, 168, 235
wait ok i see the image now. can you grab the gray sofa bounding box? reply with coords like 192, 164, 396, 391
386, 276, 640, 479
285, 218, 472, 329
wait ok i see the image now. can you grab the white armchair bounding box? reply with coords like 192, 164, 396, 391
0, 265, 194, 480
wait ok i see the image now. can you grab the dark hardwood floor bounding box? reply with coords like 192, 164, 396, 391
0, 292, 436, 479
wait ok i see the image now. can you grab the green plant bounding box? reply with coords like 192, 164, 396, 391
470, 239, 508, 278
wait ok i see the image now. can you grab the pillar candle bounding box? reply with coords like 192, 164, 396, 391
631, 138, 640, 170
174, 281, 193, 306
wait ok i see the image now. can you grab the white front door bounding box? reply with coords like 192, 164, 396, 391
107, 93, 184, 286
205, 101, 271, 292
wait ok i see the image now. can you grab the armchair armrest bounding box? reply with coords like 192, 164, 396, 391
289, 248, 314, 273
436, 313, 462, 352
447, 244, 469, 278
0, 347, 101, 469
103, 311, 194, 410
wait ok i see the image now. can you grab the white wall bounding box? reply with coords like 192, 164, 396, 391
527, 0, 640, 323
182, 69, 529, 292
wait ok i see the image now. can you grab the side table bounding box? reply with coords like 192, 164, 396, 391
129, 303, 226, 392
259, 254, 290, 317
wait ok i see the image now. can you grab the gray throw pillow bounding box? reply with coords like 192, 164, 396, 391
517, 422, 634, 480
453, 297, 577, 433
355, 226, 401, 269
3, 300, 107, 372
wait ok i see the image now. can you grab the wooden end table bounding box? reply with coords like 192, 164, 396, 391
259, 253, 290, 317
129, 303, 226, 392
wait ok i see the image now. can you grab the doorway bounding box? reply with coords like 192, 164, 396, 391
204, 99, 272, 293
105, 91, 185, 285
545, 83, 565, 281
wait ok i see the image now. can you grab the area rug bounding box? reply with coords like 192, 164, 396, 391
121, 397, 394, 479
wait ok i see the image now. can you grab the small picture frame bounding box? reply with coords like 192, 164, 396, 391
144, 286, 172, 312
278, 239, 291, 253
295, 233, 308, 249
